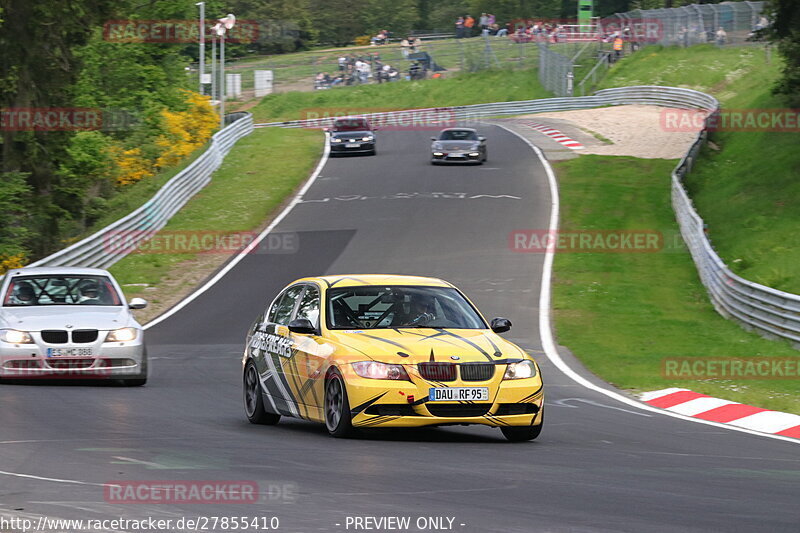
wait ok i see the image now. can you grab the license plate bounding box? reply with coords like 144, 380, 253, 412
345, 143, 360, 148
47, 347, 94, 357
429, 387, 489, 402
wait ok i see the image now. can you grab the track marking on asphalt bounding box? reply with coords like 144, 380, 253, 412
550, 397, 652, 417
0, 469, 108, 487
298, 192, 521, 203
494, 123, 800, 446
143, 133, 331, 330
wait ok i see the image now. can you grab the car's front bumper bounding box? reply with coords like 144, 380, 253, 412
330, 141, 375, 154
431, 151, 482, 163
0, 337, 146, 379
345, 370, 544, 428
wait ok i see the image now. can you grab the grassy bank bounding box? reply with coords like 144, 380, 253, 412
110, 127, 321, 321
552, 155, 799, 414
251, 69, 551, 122
600, 45, 800, 293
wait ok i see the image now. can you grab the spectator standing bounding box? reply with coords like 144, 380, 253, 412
613, 35, 624, 61
400, 37, 411, 58
715, 27, 727, 46
455, 16, 465, 39
479, 13, 489, 35
464, 15, 475, 36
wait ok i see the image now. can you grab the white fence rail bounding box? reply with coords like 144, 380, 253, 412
27, 112, 254, 270
255, 86, 800, 345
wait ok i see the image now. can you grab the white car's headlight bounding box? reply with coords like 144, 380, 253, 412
0, 329, 34, 344
105, 327, 138, 342
503, 360, 537, 380
352, 361, 409, 380
469, 152, 480, 156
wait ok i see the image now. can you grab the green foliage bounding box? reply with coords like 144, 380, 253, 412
761, 0, 800, 106
0, 172, 34, 257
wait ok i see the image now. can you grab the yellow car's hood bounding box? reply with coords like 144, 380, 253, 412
326, 328, 528, 364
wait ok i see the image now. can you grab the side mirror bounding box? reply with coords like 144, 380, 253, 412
490, 317, 511, 334
478, 136, 486, 142
430, 136, 437, 141
288, 318, 317, 335
128, 297, 148, 310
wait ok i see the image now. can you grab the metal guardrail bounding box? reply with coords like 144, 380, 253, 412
254, 86, 800, 345
26, 113, 254, 270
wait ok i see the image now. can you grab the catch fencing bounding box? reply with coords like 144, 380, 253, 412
254, 86, 800, 345
26, 112, 254, 270
541, 1, 768, 97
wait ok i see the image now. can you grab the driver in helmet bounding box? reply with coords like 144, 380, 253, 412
13, 282, 36, 305
76, 279, 101, 304
405, 294, 437, 326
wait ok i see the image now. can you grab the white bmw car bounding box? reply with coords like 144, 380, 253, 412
0, 267, 148, 385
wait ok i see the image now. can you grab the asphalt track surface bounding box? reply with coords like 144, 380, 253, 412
1, 126, 798, 533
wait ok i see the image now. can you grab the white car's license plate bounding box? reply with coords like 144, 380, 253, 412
47, 347, 94, 357
345, 143, 361, 148
429, 387, 489, 402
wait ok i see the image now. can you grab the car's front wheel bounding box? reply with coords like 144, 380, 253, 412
244, 361, 280, 425
501, 407, 543, 442
325, 368, 354, 437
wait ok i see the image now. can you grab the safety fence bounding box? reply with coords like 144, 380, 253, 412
541, 1, 767, 97
26, 113, 254, 270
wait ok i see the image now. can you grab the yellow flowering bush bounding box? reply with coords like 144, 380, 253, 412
155, 90, 218, 168
0, 253, 27, 275
112, 146, 155, 186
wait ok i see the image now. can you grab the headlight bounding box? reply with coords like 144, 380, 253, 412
362, 136, 373, 141
503, 360, 537, 380
352, 361, 410, 380
331, 138, 342, 143
433, 152, 444, 156
0, 329, 33, 344
469, 152, 480, 156
105, 327, 138, 342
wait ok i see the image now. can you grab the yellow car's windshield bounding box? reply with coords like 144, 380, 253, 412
326, 285, 486, 330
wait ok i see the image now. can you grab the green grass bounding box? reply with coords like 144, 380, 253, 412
553, 155, 800, 414
599, 45, 800, 293
109, 128, 321, 301
251, 68, 551, 122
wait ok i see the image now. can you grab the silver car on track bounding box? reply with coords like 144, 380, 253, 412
0, 267, 148, 385
430, 128, 487, 164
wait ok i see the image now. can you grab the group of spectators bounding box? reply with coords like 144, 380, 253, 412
455, 13, 506, 38
314, 53, 408, 89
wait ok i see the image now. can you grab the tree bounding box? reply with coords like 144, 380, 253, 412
762, 0, 800, 106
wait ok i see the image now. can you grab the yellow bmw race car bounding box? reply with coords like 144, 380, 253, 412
242, 275, 544, 441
